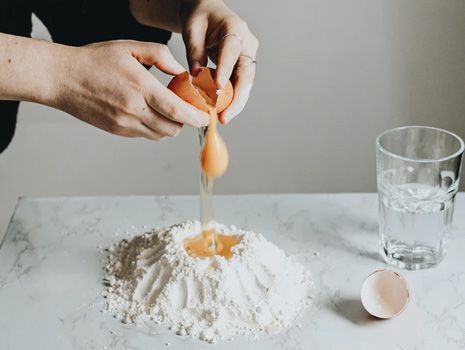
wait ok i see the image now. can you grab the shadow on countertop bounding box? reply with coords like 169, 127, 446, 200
329, 297, 381, 325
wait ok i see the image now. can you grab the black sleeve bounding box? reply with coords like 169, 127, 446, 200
32, 0, 171, 46
1, 0, 32, 37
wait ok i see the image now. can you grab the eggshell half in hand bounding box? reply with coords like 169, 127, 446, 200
167, 71, 210, 113
167, 67, 233, 114
192, 67, 233, 113
360, 270, 409, 319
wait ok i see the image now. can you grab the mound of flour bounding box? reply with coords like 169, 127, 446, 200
103, 221, 312, 343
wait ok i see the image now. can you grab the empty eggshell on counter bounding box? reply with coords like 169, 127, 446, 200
360, 270, 409, 319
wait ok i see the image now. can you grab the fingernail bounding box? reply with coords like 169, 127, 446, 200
219, 78, 227, 89
214, 73, 225, 89
190, 63, 201, 77
219, 113, 229, 125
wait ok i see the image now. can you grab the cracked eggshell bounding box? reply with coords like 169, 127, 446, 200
360, 269, 409, 319
167, 71, 210, 112
192, 67, 233, 113
167, 68, 233, 114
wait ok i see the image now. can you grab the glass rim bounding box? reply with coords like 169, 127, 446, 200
376, 125, 465, 163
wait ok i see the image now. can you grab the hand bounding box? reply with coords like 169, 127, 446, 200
180, 0, 259, 124
49, 40, 209, 140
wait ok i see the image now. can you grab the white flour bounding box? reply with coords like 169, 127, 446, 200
103, 221, 313, 343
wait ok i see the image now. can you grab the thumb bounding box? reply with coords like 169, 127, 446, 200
129, 41, 185, 76
182, 20, 208, 76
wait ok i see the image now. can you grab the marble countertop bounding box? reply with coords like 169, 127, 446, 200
1, 194, 464, 349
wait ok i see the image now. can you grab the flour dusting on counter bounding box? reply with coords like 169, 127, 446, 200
103, 221, 313, 343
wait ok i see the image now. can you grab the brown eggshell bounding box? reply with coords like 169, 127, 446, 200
167, 71, 210, 113
192, 67, 233, 113
168, 68, 233, 114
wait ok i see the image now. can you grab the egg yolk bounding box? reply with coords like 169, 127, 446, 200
200, 107, 229, 178
184, 229, 242, 259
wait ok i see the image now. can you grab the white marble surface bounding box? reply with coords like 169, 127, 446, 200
0, 194, 464, 349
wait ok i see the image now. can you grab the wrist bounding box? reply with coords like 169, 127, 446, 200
32, 41, 75, 108
179, 0, 230, 25
0, 34, 71, 105
130, 0, 184, 33
179, 0, 206, 22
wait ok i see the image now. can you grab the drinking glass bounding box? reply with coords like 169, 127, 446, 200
376, 126, 464, 270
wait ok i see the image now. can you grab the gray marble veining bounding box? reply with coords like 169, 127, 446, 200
0, 194, 464, 349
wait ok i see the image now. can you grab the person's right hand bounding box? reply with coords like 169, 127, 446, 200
49, 40, 210, 140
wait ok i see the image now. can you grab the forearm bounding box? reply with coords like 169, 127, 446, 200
0, 33, 64, 105
130, 0, 184, 33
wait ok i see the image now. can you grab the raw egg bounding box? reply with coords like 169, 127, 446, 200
200, 109, 229, 177
168, 67, 233, 178
360, 270, 410, 319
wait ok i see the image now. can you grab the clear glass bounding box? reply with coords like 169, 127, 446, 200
376, 126, 464, 270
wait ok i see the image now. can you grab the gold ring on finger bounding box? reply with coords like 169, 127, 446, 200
235, 54, 257, 69
221, 33, 243, 46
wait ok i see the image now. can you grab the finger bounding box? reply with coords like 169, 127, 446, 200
107, 116, 148, 138
136, 123, 166, 141
219, 61, 256, 124
113, 101, 172, 140
129, 41, 185, 76
215, 34, 242, 89
145, 78, 210, 128
140, 108, 184, 138
206, 48, 219, 65
182, 19, 208, 76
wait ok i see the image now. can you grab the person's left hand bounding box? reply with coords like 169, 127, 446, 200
180, 0, 259, 124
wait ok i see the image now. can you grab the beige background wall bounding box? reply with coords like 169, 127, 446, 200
1, 0, 465, 238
